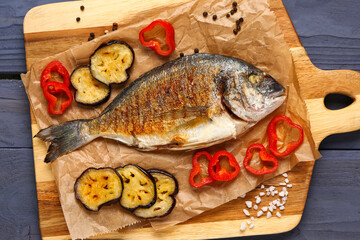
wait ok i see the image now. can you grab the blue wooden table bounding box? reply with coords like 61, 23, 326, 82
0, 0, 359, 239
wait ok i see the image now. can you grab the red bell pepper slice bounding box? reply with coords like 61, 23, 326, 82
189, 151, 217, 188
41, 61, 70, 94
268, 115, 304, 157
43, 81, 73, 115
208, 151, 240, 181
139, 19, 175, 56
243, 143, 279, 175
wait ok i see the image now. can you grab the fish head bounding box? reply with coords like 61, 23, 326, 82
223, 67, 286, 122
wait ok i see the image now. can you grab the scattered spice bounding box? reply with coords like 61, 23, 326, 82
112, 22, 118, 31
90, 32, 95, 38
232, 1, 237, 7
76, 17, 81, 22
80, 5, 85, 11
194, 48, 199, 53
180, 53, 184, 57
212, 15, 217, 20
203, 12, 208, 17
226, 13, 230, 18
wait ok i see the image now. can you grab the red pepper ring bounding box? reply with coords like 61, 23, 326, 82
243, 143, 279, 175
268, 115, 304, 157
139, 19, 175, 56
208, 151, 240, 181
41, 61, 70, 93
189, 151, 218, 188
43, 82, 73, 115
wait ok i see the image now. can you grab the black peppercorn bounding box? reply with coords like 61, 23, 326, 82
180, 53, 184, 57
112, 22, 118, 31
236, 19, 240, 25
212, 15, 217, 20
194, 48, 199, 53
76, 17, 80, 22
88, 37, 93, 41
232, 2, 237, 7
80, 5, 85, 11
233, 7, 237, 13
226, 13, 230, 18
203, 12, 208, 17
90, 32, 95, 38
233, 29, 238, 35
236, 25, 241, 31
240, 17, 244, 22
230, 9, 235, 15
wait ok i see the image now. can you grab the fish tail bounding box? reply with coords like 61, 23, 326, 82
35, 119, 93, 163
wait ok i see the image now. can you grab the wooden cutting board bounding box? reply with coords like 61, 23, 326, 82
23, 0, 360, 239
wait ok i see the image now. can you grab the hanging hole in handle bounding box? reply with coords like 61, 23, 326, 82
324, 93, 354, 110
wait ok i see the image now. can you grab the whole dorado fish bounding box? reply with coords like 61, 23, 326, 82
36, 53, 286, 163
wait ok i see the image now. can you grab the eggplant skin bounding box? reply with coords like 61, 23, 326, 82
90, 40, 135, 86
133, 169, 178, 219
70, 65, 111, 106
74, 167, 123, 212
115, 164, 157, 211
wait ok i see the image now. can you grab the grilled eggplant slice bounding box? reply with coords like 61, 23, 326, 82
90, 41, 134, 85
70, 66, 111, 105
116, 164, 156, 211
74, 167, 123, 211
133, 169, 178, 219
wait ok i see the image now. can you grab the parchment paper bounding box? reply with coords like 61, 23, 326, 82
21, 0, 321, 239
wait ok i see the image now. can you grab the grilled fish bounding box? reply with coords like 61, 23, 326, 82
36, 53, 286, 163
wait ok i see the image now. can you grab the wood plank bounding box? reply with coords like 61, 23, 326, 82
2, 0, 360, 74
0, 80, 32, 148
0, 148, 40, 240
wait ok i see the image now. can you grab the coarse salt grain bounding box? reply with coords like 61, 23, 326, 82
280, 183, 287, 186
255, 197, 261, 204
266, 211, 272, 218
257, 210, 263, 217
268, 206, 273, 212
243, 209, 250, 216
245, 201, 252, 208
261, 185, 265, 189
285, 178, 289, 184
267, 191, 271, 196
251, 216, 254, 221
240, 222, 247, 232
253, 205, 258, 210
280, 206, 285, 211
282, 173, 288, 178
261, 206, 268, 212
269, 186, 275, 191
240, 194, 246, 198
249, 223, 254, 229
276, 212, 282, 218
287, 184, 293, 188
279, 191, 285, 197
271, 192, 275, 196
104, 30, 109, 34
259, 192, 265, 196
247, 220, 252, 225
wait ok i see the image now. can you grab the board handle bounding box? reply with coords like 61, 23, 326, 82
290, 47, 360, 148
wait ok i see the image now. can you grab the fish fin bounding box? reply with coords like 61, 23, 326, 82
35, 120, 93, 163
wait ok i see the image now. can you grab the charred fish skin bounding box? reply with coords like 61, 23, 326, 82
36, 53, 286, 162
